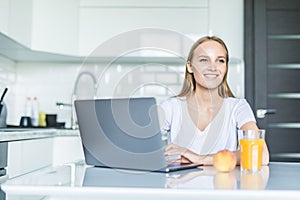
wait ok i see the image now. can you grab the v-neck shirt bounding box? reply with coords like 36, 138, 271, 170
159, 97, 256, 155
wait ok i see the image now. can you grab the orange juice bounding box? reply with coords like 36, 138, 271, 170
240, 139, 264, 171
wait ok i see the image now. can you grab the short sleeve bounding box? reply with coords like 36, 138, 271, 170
158, 98, 173, 133
235, 99, 256, 129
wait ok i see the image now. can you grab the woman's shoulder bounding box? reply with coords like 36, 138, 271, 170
161, 96, 186, 104
160, 96, 186, 109
224, 97, 250, 106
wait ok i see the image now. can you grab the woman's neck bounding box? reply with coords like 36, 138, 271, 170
186, 87, 224, 131
192, 87, 223, 107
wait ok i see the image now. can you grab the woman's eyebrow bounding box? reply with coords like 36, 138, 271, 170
196, 55, 209, 58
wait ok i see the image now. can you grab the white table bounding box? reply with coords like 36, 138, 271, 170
2, 161, 300, 200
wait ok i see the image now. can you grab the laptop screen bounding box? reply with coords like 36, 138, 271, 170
75, 97, 167, 171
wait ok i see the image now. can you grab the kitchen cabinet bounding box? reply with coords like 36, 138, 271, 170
0, 0, 243, 62
244, 0, 300, 161
52, 136, 84, 166
7, 138, 53, 178
0, 0, 33, 47
3, 0, 210, 57
79, 0, 209, 55
0, 0, 78, 55
0, 32, 82, 62
0, 31, 186, 63
0, 0, 9, 34
2, 129, 81, 178
31, 0, 79, 55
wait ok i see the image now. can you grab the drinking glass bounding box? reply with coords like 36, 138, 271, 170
238, 130, 265, 172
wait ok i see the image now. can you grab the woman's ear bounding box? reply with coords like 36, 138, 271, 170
186, 61, 193, 73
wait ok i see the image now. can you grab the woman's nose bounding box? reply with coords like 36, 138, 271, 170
208, 63, 217, 71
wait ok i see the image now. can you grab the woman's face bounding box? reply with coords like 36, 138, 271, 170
187, 40, 227, 90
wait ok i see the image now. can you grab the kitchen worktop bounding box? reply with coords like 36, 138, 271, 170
1, 161, 300, 200
0, 128, 79, 142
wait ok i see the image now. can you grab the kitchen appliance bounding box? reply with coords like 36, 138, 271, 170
0, 103, 7, 128
0, 88, 8, 128
0, 142, 7, 176
19, 116, 32, 128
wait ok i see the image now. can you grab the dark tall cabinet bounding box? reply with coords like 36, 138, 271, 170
245, 0, 300, 161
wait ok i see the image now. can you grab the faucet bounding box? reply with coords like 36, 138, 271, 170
71, 71, 98, 129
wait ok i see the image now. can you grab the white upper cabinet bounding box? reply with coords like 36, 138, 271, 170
31, 0, 79, 55
0, 0, 79, 56
0, 0, 33, 47
0, 0, 9, 35
0, 0, 243, 61
78, 0, 209, 55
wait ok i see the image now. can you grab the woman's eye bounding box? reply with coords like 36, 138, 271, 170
199, 58, 208, 62
218, 59, 226, 63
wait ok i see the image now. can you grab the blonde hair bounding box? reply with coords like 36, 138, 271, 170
177, 36, 234, 98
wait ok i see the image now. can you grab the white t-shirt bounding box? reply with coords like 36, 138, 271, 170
159, 97, 256, 155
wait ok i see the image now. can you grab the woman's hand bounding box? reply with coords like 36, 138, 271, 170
164, 143, 192, 163
165, 143, 214, 165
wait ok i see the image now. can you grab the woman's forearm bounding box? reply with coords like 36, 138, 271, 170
184, 147, 269, 166
183, 150, 214, 165
262, 141, 270, 165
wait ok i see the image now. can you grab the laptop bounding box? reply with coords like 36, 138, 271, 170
75, 97, 202, 173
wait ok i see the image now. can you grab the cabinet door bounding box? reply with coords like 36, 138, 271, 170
79, 0, 209, 55
52, 136, 84, 166
31, 0, 79, 55
7, 0, 33, 47
0, 0, 9, 34
7, 138, 53, 178
245, 0, 300, 161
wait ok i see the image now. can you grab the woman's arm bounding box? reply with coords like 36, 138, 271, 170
164, 143, 214, 165
165, 121, 270, 166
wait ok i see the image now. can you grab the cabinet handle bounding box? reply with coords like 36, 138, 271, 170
256, 109, 277, 119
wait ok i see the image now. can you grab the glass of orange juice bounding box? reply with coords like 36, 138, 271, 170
238, 130, 265, 173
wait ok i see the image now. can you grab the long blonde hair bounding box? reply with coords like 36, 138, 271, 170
177, 36, 234, 98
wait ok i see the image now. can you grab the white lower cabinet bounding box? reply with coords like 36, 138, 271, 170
52, 136, 84, 166
7, 138, 53, 178
7, 136, 84, 178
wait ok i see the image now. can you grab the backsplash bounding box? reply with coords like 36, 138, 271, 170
2, 58, 244, 128
5, 61, 185, 128
0, 56, 16, 127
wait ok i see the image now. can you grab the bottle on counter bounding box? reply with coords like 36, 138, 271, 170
25, 97, 32, 117
39, 111, 46, 127
31, 97, 39, 127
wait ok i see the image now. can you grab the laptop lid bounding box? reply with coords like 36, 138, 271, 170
75, 97, 202, 172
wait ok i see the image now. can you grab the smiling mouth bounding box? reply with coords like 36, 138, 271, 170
203, 74, 218, 78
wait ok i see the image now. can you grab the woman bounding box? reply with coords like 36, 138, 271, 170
161, 36, 269, 165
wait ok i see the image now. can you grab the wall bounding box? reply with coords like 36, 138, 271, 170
8, 62, 81, 127
7, 59, 244, 128
8, 62, 184, 127
0, 55, 16, 126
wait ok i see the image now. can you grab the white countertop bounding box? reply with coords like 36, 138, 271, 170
0, 128, 79, 142
2, 161, 300, 200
